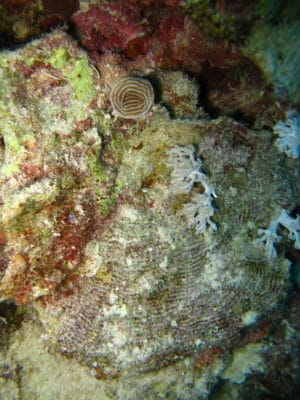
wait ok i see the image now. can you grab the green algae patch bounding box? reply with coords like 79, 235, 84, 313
110, 132, 129, 163
66, 59, 97, 104
2, 131, 24, 154
0, 55, 9, 69
0, 129, 25, 174
95, 189, 118, 217
47, 47, 70, 69
87, 155, 120, 217
87, 153, 108, 183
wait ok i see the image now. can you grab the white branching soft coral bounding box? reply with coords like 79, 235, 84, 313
166, 145, 204, 194
166, 145, 217, 234
182, 193, 217, 234
273, 115, 300, 159
254, 210, 300, 258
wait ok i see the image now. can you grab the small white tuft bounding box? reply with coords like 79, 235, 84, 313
273, 115, 300, 158
166, 145, 217, 234
254, 210, 300, 258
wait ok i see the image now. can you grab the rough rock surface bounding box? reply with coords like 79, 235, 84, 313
0, 3, 299, 398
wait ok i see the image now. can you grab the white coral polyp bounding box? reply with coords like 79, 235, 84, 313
182, 193, 217, 234
273, 116, 300, 159
254, 210, 300, 258
166, 145, 203, 194
166, 145, 217, 234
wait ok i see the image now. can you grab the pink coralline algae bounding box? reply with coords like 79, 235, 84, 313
72, 1, 152, 56
146, 8, 242, 72
72, 1, 281, 127
72, 2, 241, 70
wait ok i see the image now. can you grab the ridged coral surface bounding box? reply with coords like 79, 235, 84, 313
40, 215, 289, 374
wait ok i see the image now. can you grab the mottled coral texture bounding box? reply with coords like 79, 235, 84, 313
0, 1, 299, 399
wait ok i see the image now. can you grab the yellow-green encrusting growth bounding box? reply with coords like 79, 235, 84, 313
47, 47, 97, 106
47, 47, 70, 69
66, 59, 97, 104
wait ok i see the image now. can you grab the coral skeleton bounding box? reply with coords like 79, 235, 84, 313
254, 210, 300, 258
273, 115, 300, 158
166, 145, 217, 234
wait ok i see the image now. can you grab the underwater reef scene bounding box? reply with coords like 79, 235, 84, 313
0, 0, 299, 399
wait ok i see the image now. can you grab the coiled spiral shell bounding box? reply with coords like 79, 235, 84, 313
110, 76, 154, 119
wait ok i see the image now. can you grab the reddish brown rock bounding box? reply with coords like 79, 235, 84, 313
72, 1, 152, 56
73, 2, 281, 127
202, 60, 284, 127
